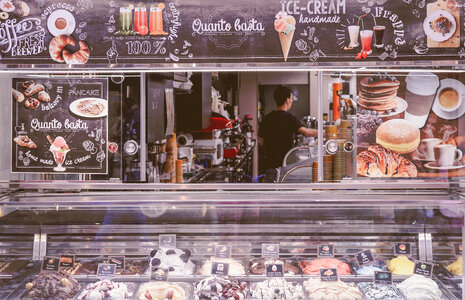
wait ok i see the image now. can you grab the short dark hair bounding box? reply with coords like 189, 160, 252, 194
274, 86, 292, 106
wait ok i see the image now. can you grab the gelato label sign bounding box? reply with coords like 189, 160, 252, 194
97, 263, 116, 277
265, 263, 284, 277
59, 254, 75, 268
374, 271, 392, 285
211, 262, 230, 276
394, 243, 411, 256
317, 244, 335, 258
41, 256, 60, 272
192, 6, 265, 50
215, 245, 232, 259
108, 256, 125, 270
413, 261, 433, 278
159, 234, 176, 249
320, 268, 338, 282
356, 249, 374, 266
262, 243, 279, 259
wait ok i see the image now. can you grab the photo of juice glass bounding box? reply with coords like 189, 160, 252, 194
348, 25, 360, 47
149, 6, 162, 34
134, 6, 147, 34
119, 7, 132, 32
360, 30, 373, 55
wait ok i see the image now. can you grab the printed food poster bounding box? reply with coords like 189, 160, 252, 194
0, 0, 463, 65
12, 78, 108, 174
356, 72, 465, 178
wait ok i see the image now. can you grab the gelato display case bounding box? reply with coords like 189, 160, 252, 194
0, 182, 463, 299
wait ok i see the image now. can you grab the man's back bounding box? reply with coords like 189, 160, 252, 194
259, 110, 302, 170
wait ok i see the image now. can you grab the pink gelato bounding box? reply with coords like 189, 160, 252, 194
274, 11, 296, 35
53, 136, 69, 150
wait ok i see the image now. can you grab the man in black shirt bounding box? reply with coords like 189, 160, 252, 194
259, 86, 317, 171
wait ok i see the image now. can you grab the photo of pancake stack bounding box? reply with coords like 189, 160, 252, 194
357, 72, 465, 178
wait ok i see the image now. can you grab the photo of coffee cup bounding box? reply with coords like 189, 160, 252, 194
418, 138, 442, 161
404, 72, 440, 128
437, 86, 462, 112
434, 144, 462, 167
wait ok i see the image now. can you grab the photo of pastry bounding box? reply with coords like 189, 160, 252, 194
274, 11, 296, 62
425, 0, 460, 48
0, 0, 30, 21
14, 80, 51, 110
69, 98, 108, 118
423, 10, 456, 43
49, 35, 90, 65
13, 135, 37, 149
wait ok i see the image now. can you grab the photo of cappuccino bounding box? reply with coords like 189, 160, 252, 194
438, 87, 461, 112
432, 78, 465, 120
433, 144, 462, 167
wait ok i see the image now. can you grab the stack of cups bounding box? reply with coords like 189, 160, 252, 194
333, 139, 346, 181
325, 125, 338, 141
323, 155, 334, 181
312, 161, 318, 183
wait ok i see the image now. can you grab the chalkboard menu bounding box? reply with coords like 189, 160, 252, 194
12, 77, 108, 174
0, 0, 463, 67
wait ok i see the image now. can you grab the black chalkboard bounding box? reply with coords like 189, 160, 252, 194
12, 77, 108, 174
0, 0, 463, 66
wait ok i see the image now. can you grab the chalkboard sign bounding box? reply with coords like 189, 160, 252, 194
11, 77, 108, 174
0, 0, 464, 68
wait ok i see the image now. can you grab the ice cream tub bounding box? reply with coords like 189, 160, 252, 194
136, 281, 192, 300
76, 280, 138, 299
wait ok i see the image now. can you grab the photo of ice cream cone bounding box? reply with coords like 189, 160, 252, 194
274, 11, 296, 62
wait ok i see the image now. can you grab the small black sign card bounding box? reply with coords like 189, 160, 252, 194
265, 263, 284, 277
262, 244, 279, 259
413, 261, 433, 277
356, 250, 374, 266
159, 234, 176, 249
454, 243, 463, 256
320, 268, 338, 282
317, 244, 335, 258
374, 271, 393, 285
97, 263, 117, 277
394, 243, 411, 256
108, 256, 125, 270
59, 254, 75, 268
215, 245, 232, 259
211, 262, 230, 276
41, 256, 60, 272
150, 267, 169, 281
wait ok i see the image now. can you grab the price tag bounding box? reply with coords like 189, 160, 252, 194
150, 267, 169, 281
214, 245, 231, 259
59, 254, 75, 268
374, 271, 393, 285
265, 262, 284, 277
108, 256, 125, 270
262, 244, 279, 259
317, 244, 335, 258
356, 250, 374, 266
320, 268, 338, 282
41, 256, 59, 272
394, 243, 411, 256
413, 261, 433, 277
454, 243, 463, 256
159, 234, 176, 249
211, 262, 229, 276
97, 264, 116, 277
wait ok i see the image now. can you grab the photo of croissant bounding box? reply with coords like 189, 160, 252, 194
49, 35, 90, 65
357, 144, 418, 178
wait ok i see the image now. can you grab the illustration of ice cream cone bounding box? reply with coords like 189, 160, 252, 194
274, 11, 296, 62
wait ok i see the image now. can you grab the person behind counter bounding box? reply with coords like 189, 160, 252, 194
259, 85, 317, 171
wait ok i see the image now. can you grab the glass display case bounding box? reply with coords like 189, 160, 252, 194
0, 182, 462, 299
